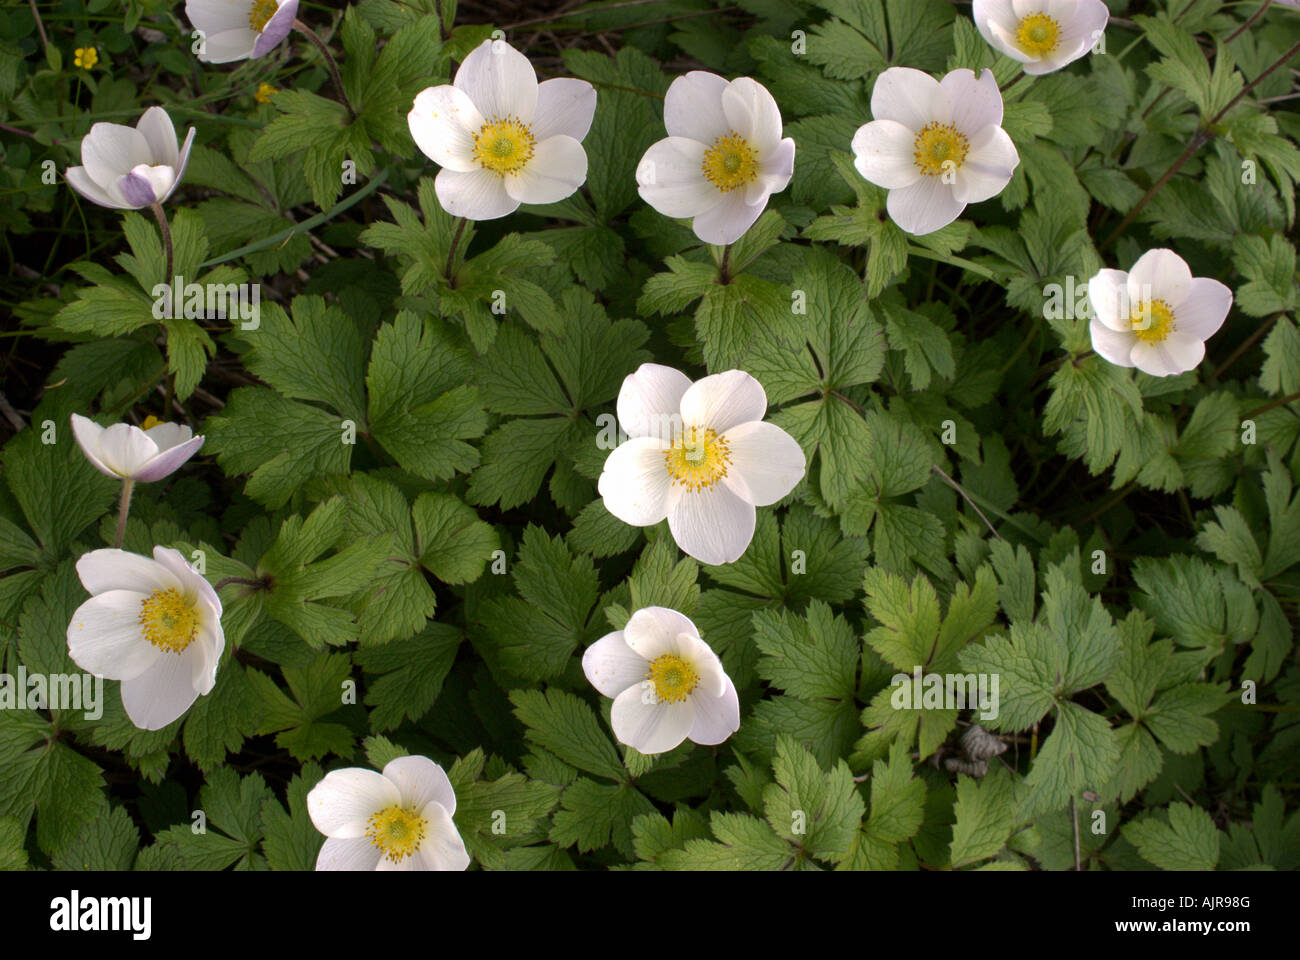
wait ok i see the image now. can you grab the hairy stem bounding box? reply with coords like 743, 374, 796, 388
114, 479, 135, 548
294, 19, 355, 118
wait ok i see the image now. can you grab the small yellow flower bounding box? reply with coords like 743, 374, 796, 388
74, 47, 98, 70
254, 83, 278, 104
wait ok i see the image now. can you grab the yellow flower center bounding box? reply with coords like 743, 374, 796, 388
664, 426, 732, 493
249, 0, 279, 32
646, 653, 700, 704
138, 588, 200, 654
912, 122, 969, 176
473, 117, 536, 176
365, 805, 427, 863
254, 83, 278, 104
1129, 298, 1176, 345
1015, 12, 1061, 57
701, 132, 759, 193
74, 47, 98, 70
141, 415, 164, 430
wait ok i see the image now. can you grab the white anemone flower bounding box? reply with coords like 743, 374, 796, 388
407, 38, 596, 221
851, 67, 1019, 235
71, 414, 205, 483
972, 0, 1109, 75
1087, 248, 1233, 377
307, 756, 471, 871
184, 0, 298, 63
636, 72, 795, 245
583, 606, 740, 755
65, 107, 195, 210
598, 364, 805, 566
66, 547, 223, 731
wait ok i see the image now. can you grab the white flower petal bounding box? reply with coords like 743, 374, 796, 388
749, 136, 796, 202
136, 107, 179, 169
624, 606, 701, 660
1087, 269, 1131, 331
315, 836, 384, 871
871, 67, 948, 131
1130, 334, 1204, 377
119, 643, 206, 730
941, 68, 1003, 135
198, 28, 259, 64
66, 166, 130, 209
674, 632, 726, 698
85, 421, 161, 477
1171, 278, 1232, 340
532, 77, 597, 142
1127, 248, 1193, 308
721, 77, 783, 154
434, 166, 518, 220
186, 0, 256, 33
852, 119, 922, 190
80, 122, 151, 189
663, 70, 730, 144
454, 38, 538, 123
598, 436, 673, 527
152, 545, 222, 617
886, 176, 966, 235
691, 189, 765, 245
636, 136, 718, 219
952, 124, 1018, 204
679, 369, 767, 434
666, 482, 756, 566
720, 420, 806, 506
133, 434, 205, 482
408, 85, 485, 172
983, 18, 1036, 63
383, 756, 457, 817
1089, 320, 1136, 368
415, 802, 471, 870
689, 675, 740, 745
308, 768, 402, 839
610, 684, 695, 754
66, 591, 161, 681
583, 632, 649, 697
616, 362, 693, 440
75, 548, 182, 596
504, 134, 587, 204
973, 0, 1020, 37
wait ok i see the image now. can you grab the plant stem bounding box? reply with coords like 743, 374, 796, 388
28, 0, 48, 47
293, 19, 355, 118
931, 463, 1004, 541
214, 575, 269, 591
1211, 311, 1280, 380
719, 243, 732, 284
114, 479, 135, 548
1102, 36, 1300, 250
1245, 388, 1300, 419
151, 202, 176, 414
1224, 0, 1272, 45
445, 216, 467, 288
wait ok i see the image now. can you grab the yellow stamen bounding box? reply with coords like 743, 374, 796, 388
912, 122, 969, 176
1130, 298, 1176, 345
646, 653, 700, 704
138, 588, 200, 654
254, 83, 278, 104
664, 426, 731, 493
365, 805, 427, 863
701, 132, 759, 193
141, 415, 164, 430
1015, 12, 1061, 57
472, 117, 536, 176
249, 0, 279, 32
